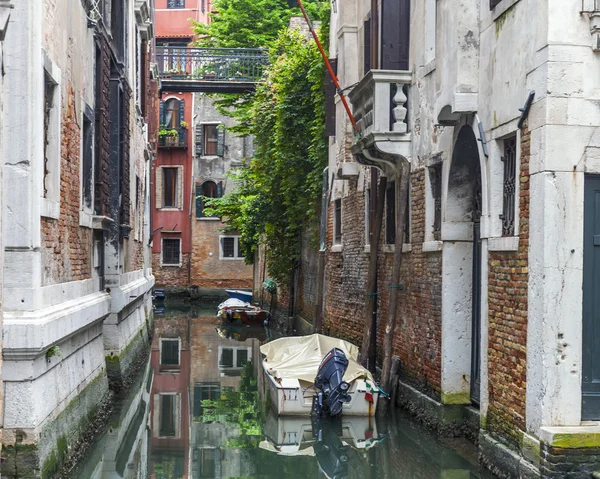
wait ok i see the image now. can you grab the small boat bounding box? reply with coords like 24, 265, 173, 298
217, 298, 269, 326
152, 289, 166, 301
225, 289, 253, 302
261, 334, 380, 417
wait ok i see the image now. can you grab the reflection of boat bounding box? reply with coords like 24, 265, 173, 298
261, 334, 379, 416
217, 298, 269, 326
225, 289, 253, 302
152, 289, 166, 301
216, 324, 267, 342
260, 414, 383, 456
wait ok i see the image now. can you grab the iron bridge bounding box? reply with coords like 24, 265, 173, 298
157, 47, 269, 93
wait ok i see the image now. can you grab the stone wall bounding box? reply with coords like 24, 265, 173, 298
486, 125, 531, 449
152, 252, 191, 288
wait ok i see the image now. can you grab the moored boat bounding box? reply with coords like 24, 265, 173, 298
225, 289, 253, 302
217, 298, 269, 325
260, 334, 380, 417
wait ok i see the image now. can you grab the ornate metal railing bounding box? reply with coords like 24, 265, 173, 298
156, 47, 269, 83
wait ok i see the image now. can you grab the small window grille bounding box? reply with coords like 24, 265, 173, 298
500, 136, 517, 236
161, 339, 180, 366
429, 164, 442, 241
162, 238, 181, 265
167, 0, 185, 9
334, 199, 342, 245
222, 237, 235, 258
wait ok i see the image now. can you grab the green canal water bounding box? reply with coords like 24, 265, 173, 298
73, 301, 496, 478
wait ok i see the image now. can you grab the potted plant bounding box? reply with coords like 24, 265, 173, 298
204, 70, 217, 80
180, 121, 188, 129
165, 129, 180, 146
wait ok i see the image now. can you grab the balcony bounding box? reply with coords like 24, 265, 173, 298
158, 129, 188, 149
349, 70, 412, 168
156, 47, 269, 94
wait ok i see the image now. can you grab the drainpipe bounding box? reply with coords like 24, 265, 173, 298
314, 167, 329, 332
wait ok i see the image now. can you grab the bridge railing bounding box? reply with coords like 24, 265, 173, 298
156, 47, 269, 82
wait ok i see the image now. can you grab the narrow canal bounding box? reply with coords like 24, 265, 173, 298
72, 299, 496, 479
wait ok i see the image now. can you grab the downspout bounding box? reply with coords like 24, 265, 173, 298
314, 167, 329, 332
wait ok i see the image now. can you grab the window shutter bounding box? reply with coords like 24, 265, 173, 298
381, 0, 410, 70
325, 58, 338, 138
177, 166, 184, 209
364, 18, 371, 75
179, 99, 185, 127
159, 100, 165, 126
155, 167, 163, 209
195, 183, 202, 218
195, 124, 204, 156
217, 181, 223, 198
216, 126, 225, 156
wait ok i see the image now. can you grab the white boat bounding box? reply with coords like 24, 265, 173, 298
260, 334, 380, 416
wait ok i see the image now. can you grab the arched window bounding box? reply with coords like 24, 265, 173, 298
202, 180, 218, 199
164, 98, 181, 129
196, 180, 223, 218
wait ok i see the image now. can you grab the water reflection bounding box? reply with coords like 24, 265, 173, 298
75, 302, 494, 479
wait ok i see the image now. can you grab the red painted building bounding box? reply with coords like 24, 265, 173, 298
152, 0, 211, 286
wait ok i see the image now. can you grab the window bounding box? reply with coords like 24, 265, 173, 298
162, 238, 181, 265
94, 46, 103, 216
159, 394, 177, 437
204, 124, 218, 156
196, 123, 224, 157
381, 0, 410, 70
163, 98, 181, 129
404, 188, 411, 244
334, 199, 342, 245
160, 338, 180, 366
167, 0, 185, 8
363, 17, 371, 75
110, 0, 126, 60
194, 383, 220, 417
501, 135, 517, 236
386, 181, 396, 245
429, 164, 442, 241
196, 180, 222, 218
82, 110, 94, 210
201, 0, 206, 12
220, 236, 243, 259
43, 70, 60, 204
199, 449, 217, 478
219, 347, 251, 370
163, 167, 178, 207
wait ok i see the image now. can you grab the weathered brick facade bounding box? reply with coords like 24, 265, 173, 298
486, 126, 530, 449
152, 252, 191, 288
41, 84, 92, 286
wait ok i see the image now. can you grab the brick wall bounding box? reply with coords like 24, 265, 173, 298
190, 218, 253, 289
152, 252, 191, 288
486, 125, 530, 448
41, 83, 92, 286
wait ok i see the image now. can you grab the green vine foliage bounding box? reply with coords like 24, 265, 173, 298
200, 2, 330, 284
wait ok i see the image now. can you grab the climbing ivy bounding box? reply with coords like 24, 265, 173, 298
201, 3, 330, 284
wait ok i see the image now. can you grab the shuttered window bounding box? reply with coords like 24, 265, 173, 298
386, 181, 397, 245
157, 166, 184, 210
161, 339, 180, 366
196, 180, 223, 218
324, 58, 337, 138
196, 124, 225, 157
381, 0, 410, 70
364, 18, 371, 75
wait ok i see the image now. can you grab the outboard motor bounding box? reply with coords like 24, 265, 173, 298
312, 348, 351, 417
312, 415, 349, 479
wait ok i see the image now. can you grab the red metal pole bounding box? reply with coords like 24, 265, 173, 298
296, 0, 361, 138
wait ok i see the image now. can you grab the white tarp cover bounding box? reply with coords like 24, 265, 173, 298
260, 334, 374, 384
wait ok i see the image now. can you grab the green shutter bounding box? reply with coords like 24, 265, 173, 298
195, 124, 204, 156
179, 99, 185, 126
217, 181, 223, 198
159, 100, 165, 126
217, 126, 225, 156
195, 183, 203, 218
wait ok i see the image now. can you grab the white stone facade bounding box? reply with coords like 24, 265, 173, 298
1, 0, 155, 469
329, 0, 600, 471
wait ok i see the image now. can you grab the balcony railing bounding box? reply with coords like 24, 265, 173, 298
158, 129, 188, 149
156, 47, 269, 83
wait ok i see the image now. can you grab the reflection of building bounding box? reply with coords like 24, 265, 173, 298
190, 321, 261, 478
150, 316, 192, 478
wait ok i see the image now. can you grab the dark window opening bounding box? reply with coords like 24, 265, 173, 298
161, 339, 180, 366
364, 17, 371, 75
159, 395, 176, 437
110, 0, 125, 61
236, 349, 249, 367
404, 191, 411, 244
82, 113, 94, 209
201, 0, 206, 12
334, 199, 342, 245
222, 237, 235, 258
365, 189, 371, 245
386, 181, 396, 245
94, 45, 102, 215
220, 348, 234, 367
501, 135, 517, 236
199, 449, 216, 478
194, 383, 220, 417
164, 98, 181, 129
430, 164, 442, 241
162, 238, 181, 265
204, 125, 219, 156
167, 0, 185, 8
43, 71, 56, 199
490, 0, 502, 9
163, 168, 178, 207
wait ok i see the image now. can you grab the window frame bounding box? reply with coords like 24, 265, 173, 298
167, 0, 186, 9
163, 167, 178, 208
81, 105, 95, 217
219, 235, 244, 260
161, 237, 182, 266
385, 181, 397, 245
429, 163, 443, 241
500, 134, 518, 237
333, 198, 342, 245
160, 337, 181, 368
157, 165, 184, 210
204, 124, 219, 156
365, 188, 371, 246
218, 346, 252, 372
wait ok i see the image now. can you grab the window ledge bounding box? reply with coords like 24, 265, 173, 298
199, 155, 222, 160
159, 207, 182, 212
383, 244, 395, 253
41, 198, 60, 220
331, 244, 343, 253
219, 257, 245, 261
197, 217, 221, 221
492, 0, 521, 21
402, 243, 412, 253
364, 244, 370, 254
422, 240, 443, 253
160, 264, 183, 268
488, 236, 519, 252
79, 210, 93, 229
